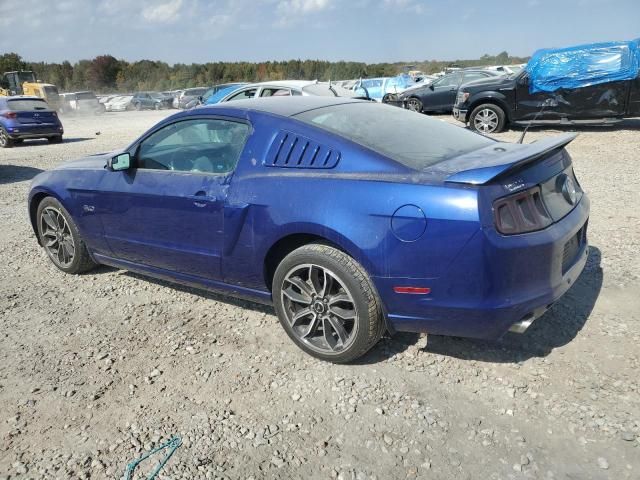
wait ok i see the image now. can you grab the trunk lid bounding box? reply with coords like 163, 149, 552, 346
16, 110, 58, 124
438, 133, 578, 185
7, 98, 58, 124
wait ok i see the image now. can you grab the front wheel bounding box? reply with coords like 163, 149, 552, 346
135, 102, 142, 111
273, 244, 383, 363
469, 103, 506, 134
405, 97, 423, 112
36, 197, 98, 274
48, 135, 63, 144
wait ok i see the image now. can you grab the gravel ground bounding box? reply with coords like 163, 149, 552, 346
0, 110, 639, 479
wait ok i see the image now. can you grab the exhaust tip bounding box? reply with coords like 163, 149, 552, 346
509, 316, 535, 334
509, 305, 552, 334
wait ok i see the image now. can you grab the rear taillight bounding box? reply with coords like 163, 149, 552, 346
1, 112, 17, 119
494, 186, 552, 235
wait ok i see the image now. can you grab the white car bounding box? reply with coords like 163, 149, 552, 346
217, 80, 361, 103
105, 95, 133, 112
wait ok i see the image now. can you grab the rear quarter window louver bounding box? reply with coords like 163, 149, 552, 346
265, 131, 340, 169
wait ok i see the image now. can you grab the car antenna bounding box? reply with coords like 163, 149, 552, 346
518, 98, 555, 144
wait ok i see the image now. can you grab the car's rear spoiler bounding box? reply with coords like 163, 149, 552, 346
443, 133, 578, 185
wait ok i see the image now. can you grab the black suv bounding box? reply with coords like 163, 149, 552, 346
397, 69, 503, 114
453, 71, 640, 133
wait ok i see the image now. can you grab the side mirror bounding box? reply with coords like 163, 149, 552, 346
429, 84, 435, 91
518, 75, 529, 86
107, 152, 131, 171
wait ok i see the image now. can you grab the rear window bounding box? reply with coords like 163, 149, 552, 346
293, 103, 492, 170
43, 86, 59, 98
76, 92, 97, 100
186, 88, 207, 96
7, 99, 49, 111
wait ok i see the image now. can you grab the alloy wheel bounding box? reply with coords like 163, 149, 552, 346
406, 98, 422, 112
280, 263, 358, 355
0, 129, 8, 147
473, 108, 499, 133
40, 207, 75, 268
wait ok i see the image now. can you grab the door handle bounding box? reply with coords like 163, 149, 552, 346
187, 191, 217, 207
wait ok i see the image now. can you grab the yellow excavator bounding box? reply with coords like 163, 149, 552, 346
0, 71, 60, 110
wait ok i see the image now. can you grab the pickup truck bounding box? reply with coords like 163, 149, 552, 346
452, 71, 640, 134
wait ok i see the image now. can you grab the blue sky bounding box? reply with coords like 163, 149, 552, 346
1, 0, 638, 64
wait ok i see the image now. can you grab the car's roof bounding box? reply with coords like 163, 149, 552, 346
197, 96, 364, 118
2, 95, 45, 101
241, 80, 317, 90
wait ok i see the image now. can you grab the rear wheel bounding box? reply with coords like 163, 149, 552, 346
135, 102, 142, 111
0, 128, 14, 148
48, 135, 63, 144
36, 197, 97, 274
469, 103, 506, 134
406, 97, 423, 112
273, 244, 383, 363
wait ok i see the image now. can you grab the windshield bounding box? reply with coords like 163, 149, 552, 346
293, 102, 492, 170
206, 85, 242, 104
150, 93, 164, 99
7, 99, 49, 111
16, 71, 37, 84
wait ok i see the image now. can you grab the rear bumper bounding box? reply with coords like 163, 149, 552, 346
375, 195, 590, 339
452, 107, 467, 122
6, 125, 63, 139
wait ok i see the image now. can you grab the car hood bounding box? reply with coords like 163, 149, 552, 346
398, 85, 429, 97
55, 152, 113, 171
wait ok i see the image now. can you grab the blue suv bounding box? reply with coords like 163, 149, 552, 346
0, 96, 64, 148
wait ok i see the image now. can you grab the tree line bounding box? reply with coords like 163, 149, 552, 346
0, 51, 528, 94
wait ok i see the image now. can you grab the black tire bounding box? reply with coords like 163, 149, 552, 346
382, 93, 396, 104
469, 103, 506, 134
405, 97, 423, 113
48, 135, 63, 144
154, 102, 161, 110
36, 197, 98, 274
273, 243, 383, 363
0, 127, 14, 148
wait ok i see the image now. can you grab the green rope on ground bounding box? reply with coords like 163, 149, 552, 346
124, 436, 182, 480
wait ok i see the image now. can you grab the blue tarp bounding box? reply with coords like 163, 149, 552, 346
526, 39, 640, 93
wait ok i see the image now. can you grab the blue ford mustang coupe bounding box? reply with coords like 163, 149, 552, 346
28, 97, 589, 362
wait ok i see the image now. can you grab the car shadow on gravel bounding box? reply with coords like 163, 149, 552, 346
13, 137, 95, 147
120, 270, 275, 315
357, 246, 603, 364
0, 165, 44, 184
419, 246, 603, 363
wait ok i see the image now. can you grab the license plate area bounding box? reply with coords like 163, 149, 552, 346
562, 222, 587, 274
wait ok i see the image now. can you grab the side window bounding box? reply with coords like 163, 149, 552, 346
228, 88, 257, 101
435, 72, 463, 88
261, 88, 292, 97
462, 72, 488, 83
136, 119, 250, 174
